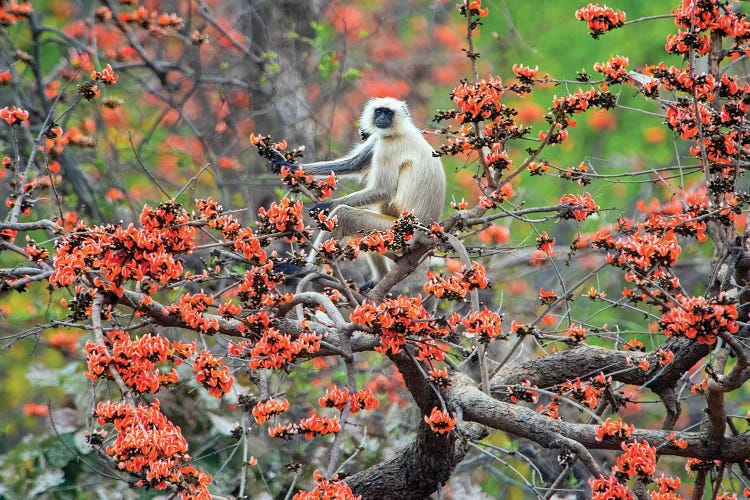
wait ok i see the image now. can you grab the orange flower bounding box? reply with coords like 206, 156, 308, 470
595, 417, 634, 441
252, 398, 291, 424
575, 4, 626, 39
293, 470, 361, 500
298, 414, 340, 440
23, 403, 49, 417
538, 287, 558, 304
349, 388, 379, 413
0, 105, 28, 125
589, 475, 632, 500
424, 407, 456, 434
194, 350, 233, 398
318, 385, 350, 411
614, 440, 656, 478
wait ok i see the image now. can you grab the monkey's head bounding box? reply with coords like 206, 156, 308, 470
360, 97, 411, 138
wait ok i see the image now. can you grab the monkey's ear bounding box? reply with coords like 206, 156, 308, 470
400, 101, 410, 117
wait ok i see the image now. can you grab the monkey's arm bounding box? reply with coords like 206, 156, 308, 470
298, 138, 375, 176
327, 158, 404, 208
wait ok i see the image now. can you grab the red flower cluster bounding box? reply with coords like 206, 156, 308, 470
559, 372, 611, 409
229, 328, 321, 370
589, 475, 632, 500
595, 417, 634, 441
281, 164, 338, 201
459, 306, 506, 343
672, 0, 750, 60
593, 55, 629, 84
110, 5, 185, 33
0, 105, 29, 125
552, 88, 615, 117
666, 30, 710, 56
293, 470, 361, 500
423, 261, 489, 300
317, 385, 379, 414
167, 291, 220, 333
565, 324, 586, 343
299, 414, 341, 440
193, 350, 233, 398
84, 330, 193, 393
615, 440, 656, 478
252, 397, 290, 424
268, 414, 341, 440
318, 385, 350, 411
457, 0, 489, 18
652, 475, 682, 500
93, 399, 211, 499
424, 407, 456, 434
512, 64, 539, 85
575, 4, 626, 38
50, 201, 195, 298
559, 192, 599, 221
90, 64, 118, 84
0, 1, 32, 26
659, 293, 738, 345
350, 295, 450, 356
256, 198, 308, 242
236, 265, 290, 309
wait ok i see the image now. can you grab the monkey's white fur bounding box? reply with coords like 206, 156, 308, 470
300, 97, 446, 278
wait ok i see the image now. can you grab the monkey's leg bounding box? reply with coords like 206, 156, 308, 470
331, 206, 397, 281
329, 205, 396, 235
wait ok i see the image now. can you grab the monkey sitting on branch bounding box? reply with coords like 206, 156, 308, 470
270, 97, 446, 281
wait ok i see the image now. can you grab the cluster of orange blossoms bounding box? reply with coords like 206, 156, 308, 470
280, 165, 338, 201
423, 261, 489, 300
168, 291, 219, 333
423, 407, 456, 434
593, 55, 629, 84
575, 3, 626, 38
589, 475, 633, 500
229, 327, 321, 370
100, 5, 185, 32
457, 0, 488, 18
0, 105, 28, 125
268, 414, 341, 440
84, 329, 194, 393
318, 385, 380, 414
459, 307, 505, 343
0, 1, 32, 26
90, 63, 118, 85
595, 417, 634, 441
565, 324, 586, 343
659, 293, 739, 345
559, 372, 612, 409
193, 350, 233, 397
50, 201, 196, 296
559, 192, 599, 221
252, 397, 291, 424
616, 440, 657, 478
671, 0, 750, 58
93, 399, 211, 499
256, 198, 308, 242
350, 295, 451, 357
293, 470, 360, 500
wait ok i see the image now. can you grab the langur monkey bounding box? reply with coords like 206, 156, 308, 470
272, 97, 446, 280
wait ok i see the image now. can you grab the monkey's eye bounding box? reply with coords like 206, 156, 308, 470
374, 107, 394, 117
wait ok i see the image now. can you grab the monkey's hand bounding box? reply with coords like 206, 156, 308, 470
270, 157, 300, 174
309, 201, 333, 218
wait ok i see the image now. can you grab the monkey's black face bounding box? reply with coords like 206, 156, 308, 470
373, 107, 395, 129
